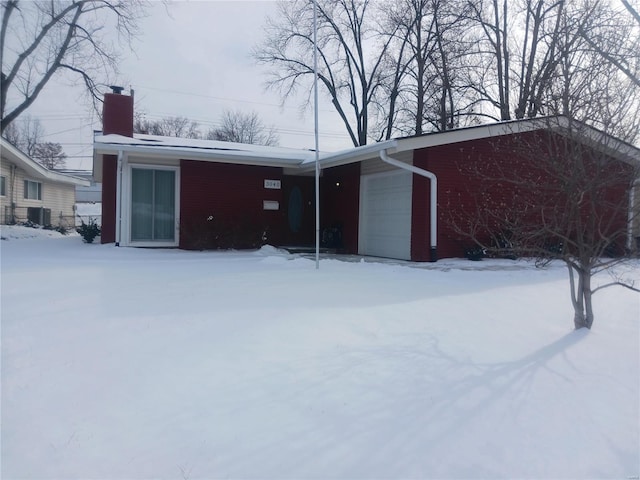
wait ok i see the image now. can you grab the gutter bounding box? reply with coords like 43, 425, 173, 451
94, 142, 306, 168
379, 149, 438, 262
297, 140, 398, 173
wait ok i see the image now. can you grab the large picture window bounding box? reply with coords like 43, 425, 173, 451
24, 180, 42, 200
131, 168, 176, 242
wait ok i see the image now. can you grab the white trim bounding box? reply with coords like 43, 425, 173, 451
23, 178, 43, 201
115, 151, 124, 246
95, 117, 640, 179
94, 135, 310, 168
1, 137, 89, 186
121, 163, 180, 247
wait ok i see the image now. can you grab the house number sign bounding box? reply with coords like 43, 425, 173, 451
264, 179, 281, 189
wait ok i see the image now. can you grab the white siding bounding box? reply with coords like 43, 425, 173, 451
0, 160, 78, 226
0, 161, 12, 224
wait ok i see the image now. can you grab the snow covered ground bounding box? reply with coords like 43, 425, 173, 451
1, 225, 638, 479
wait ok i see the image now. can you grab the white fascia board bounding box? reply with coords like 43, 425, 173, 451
556, 120, 640, 167
392, 118, 551, 153
93, 142, 310, 168
297, 140, 399, 172
1, 138, 90, 186
46, 171, 91, 186
393, 116, 640, 166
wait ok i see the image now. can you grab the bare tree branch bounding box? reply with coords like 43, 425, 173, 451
1, 0, 149, 132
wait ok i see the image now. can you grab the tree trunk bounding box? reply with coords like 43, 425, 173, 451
582, 268, 594, 329
569, 262, 594, 329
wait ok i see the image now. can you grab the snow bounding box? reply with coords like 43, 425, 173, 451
1, 225, 639, 479
94, 133, 316, 164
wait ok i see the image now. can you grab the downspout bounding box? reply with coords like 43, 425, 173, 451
10, 164, 16, 223
115, 150, 124, 246
379, 149, 438, 262
628, 177, 639, 252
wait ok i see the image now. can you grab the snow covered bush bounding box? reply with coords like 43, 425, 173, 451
76, 218, 101, 243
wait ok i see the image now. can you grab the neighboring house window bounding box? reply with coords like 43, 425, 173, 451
0, 176, 5, 196
24, 180, 42, 200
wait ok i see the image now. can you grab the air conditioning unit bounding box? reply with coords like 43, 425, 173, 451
27, 207, 51, 226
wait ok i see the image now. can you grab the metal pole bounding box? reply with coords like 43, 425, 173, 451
313, 0, 320, 270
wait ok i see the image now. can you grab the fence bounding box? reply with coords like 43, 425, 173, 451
1, 205, 101, 229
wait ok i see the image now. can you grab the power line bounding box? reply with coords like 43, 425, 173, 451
137, 111, 350, 139
133, 84, 338, 114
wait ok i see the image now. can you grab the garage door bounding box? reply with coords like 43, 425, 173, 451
358, 170, 412, 260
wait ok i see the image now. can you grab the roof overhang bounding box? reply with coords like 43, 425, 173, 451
1, 138, 90, 186
392, 116, 640, 166
92, 116, 640, 180
94, 134, 315, 169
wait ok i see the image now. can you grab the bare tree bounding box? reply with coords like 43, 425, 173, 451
578, 0, 640, 88
254, 0, 399, 146
462, 0, 570, 121
446, 117, 640, 330
32, 142, 67, 169
1, 0, 148, 132
2, 114, 66, 168
206, 110, 279, 146
1, 115, 44, 155
134, 114, 201, 138
463, 0, 511, 120
542, 1, 640, 144
392, 0, 475, 134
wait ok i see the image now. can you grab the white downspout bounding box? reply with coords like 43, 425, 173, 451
628, 177, 639, 252
115, 150, 124, 246
379, 149, 438, 262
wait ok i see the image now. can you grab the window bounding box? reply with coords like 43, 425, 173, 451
0, 176, 5, 196
24, 180, 42, 200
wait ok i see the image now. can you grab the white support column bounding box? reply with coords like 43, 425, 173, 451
115, 150, 124, 246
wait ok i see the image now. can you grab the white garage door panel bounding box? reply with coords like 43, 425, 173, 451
359, 171, 412, 260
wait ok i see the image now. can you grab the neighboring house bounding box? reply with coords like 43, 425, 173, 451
56, 169, 102, 203
1, 138, 90, 227
93, 91, 640, 261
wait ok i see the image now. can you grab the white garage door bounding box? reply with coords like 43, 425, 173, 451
359, 170, 413, 260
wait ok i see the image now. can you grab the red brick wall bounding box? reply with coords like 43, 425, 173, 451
179, 160, 287, 249
413, 138, 498, 259
413, 131, 633, 259
100, 154, 117, 244
102, 93, 133, 137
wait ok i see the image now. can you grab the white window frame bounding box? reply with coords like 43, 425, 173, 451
120, 163, 180, 247
24, 179, 42, 200
0, 175, 6, 196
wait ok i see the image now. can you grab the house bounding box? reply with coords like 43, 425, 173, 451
1, 138, 90, 227
93, 90, 640, 261
56, 169, 102, 204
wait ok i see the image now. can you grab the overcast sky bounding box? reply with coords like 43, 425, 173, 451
25, 0, 352, 170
